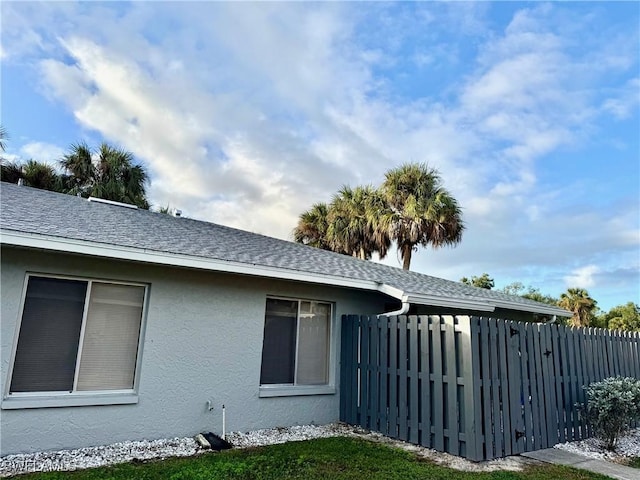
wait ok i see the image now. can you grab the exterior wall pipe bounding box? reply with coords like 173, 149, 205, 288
222, 405, 226, 440
378, 301, 410, 318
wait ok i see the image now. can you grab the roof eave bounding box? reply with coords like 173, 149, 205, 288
490, 299, 572, 318
0, 230, 379, 292
1, 229, 573, 318
402, 291, 496, 312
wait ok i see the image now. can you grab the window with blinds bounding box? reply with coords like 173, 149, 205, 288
9, 275, 146, 395
259, 298, 331, 386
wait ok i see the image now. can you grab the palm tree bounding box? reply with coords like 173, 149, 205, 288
22, 160, 63, 191
1, 160, 23, 183
380, 163, 464, 270
60, 142, 150, 209
1, 158, 63, 191
326, 186, 390, 260
558, 288, 597, 327
60, 142, 94, 197
0, 125, 8, 155
294, 203, 332, 250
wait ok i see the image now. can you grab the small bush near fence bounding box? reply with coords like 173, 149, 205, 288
578, 376, 640, 450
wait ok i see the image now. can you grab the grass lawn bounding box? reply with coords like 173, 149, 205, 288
14, 437, 609, 480
627, 456, 640, 469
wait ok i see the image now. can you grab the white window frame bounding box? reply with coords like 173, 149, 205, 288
259, 296, 336, 398
2, 273, 149, 410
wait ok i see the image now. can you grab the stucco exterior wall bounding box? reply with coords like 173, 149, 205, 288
0, 247, 389, 455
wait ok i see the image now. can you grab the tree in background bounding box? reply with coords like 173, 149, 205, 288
293, 162, 462, 268
21, 160, 64, 191
1, 160, 24, 184
1, 132, 151, 210
294, 202, 332, 251
0, 125, 7, 156
0, 126, 21, 182
460, 273, 495, 289
500, 282, 559, 306
60, 142, 150, 209
380, 163, 464, 270
558, 288, 598, 327
0, 127, 62, 190
596, 302, 640, 332
326, 186, 390, 260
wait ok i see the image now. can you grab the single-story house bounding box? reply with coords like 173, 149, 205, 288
0, 182, 569, 455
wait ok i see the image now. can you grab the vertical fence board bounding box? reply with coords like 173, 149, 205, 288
611, 329, 621, 376
460, 316, 482, 461
432, 316, 444, 452
408, 316, 420, 444
379, 316, 389, 436
370, 316, 380, 432
621, 330, 630, 377
388, 316, 398, 438
519, 321, 533, 452
605, 329, 614, 377
544, 324, 559, 446
557, 326, 569, 443
398, 315, 408, 441
444, 316, 459, 455
488, 319, 502, 458
525, 323, 540, 451
624, 331, 634, 377
507, 321, 524, 454
360, 317, 370, 430
480, 318, 492, 459
629, 332, 640, 378
419, 316, 432, 448
497, 320, 512, 456
339, 315, 350, 423
551, 323, 565, 444
565, 327, 579, 441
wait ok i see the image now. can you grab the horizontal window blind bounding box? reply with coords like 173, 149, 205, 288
76, 283, 145, 391
10, 277, 87, 393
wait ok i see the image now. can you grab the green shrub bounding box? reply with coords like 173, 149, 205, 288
578, 376, 640, 450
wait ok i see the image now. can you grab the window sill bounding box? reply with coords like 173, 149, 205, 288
259, 385, 336, 398
1, 392, 139, 410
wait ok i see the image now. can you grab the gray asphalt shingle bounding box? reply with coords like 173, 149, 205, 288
0, 182, 569, 316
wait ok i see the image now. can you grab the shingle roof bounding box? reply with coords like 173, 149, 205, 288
0, 182, 569, 317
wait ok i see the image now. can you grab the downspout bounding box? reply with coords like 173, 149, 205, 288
377, 301, 410, 318
545, 315, 558, 324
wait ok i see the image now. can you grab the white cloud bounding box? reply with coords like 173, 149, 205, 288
564, 265, 601, 289
601, 77, 640, 120
19, 142, 65, 164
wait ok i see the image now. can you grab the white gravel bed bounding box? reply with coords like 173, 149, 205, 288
554, 427, 640, 464
0, 437, 199, 477
225, 423, 349, 447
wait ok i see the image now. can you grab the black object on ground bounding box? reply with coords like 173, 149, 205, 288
201, 432, 232, 451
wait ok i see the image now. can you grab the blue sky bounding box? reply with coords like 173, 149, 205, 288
2, 1, 638, 311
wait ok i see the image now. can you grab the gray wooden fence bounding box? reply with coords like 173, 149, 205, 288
339, 314, 640, 461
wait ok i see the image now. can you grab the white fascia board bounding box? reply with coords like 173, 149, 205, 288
0, 230, 379, 292
403, 292, 496, 312
376, 283, 406, 301
490, 299, 571, 317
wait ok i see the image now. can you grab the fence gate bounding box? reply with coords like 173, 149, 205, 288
339, 314, 640, 461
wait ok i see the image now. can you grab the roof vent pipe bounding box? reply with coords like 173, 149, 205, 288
173, 209, 182, 217
378, 301, 410, 318
17, 178, 24, 186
